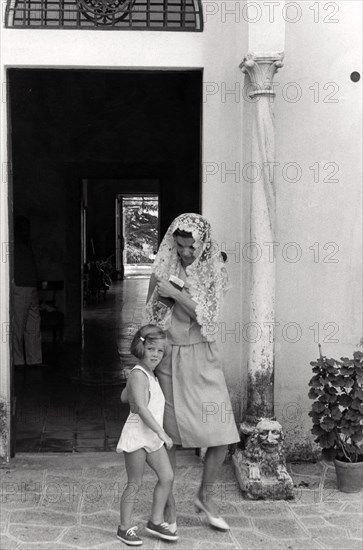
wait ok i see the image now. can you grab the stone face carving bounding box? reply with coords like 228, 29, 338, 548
233, 419, 294, 500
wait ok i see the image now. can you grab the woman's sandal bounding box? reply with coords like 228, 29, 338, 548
194, 497, 230, 531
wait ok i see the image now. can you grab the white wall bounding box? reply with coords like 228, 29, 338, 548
274, 0, 362, 458
3, 0, 360, 462
0, 1, 248, 458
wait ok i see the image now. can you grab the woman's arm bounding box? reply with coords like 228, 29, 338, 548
156, 278, 197, 321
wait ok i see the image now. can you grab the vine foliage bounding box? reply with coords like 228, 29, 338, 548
308, 346, 363, 463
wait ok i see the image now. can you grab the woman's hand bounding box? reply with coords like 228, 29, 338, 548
156, 277, 179, 299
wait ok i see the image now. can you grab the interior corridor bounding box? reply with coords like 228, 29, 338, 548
14, 278, 149, 453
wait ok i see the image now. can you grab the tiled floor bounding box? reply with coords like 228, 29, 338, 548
15, 279, 149, 453
1, 452, 362, 550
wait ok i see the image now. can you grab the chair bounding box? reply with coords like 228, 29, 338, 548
38, 281, 64, 351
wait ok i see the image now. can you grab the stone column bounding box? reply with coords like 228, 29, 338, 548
240, 52, 284, 428
232, 52, 294, 500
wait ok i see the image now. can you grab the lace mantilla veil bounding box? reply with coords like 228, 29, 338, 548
144, 213, 231, 341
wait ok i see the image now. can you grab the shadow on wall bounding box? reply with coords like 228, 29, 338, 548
0, 397, 8, 462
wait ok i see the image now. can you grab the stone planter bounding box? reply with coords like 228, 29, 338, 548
334, 458, 363, 493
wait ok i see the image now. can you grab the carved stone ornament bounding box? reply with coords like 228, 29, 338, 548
239, 52, 285, 98
233, 419, 294, 500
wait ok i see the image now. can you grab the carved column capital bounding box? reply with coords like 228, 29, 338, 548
239, 52, 284, 98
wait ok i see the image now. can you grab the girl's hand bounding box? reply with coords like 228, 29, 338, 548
158, 430, 174, 450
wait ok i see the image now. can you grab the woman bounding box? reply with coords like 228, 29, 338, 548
144, 213, 240, 533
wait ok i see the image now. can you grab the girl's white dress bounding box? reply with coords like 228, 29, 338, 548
116, 365, 165, 454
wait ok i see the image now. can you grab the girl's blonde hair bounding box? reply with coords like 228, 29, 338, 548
130, 324, 168, 360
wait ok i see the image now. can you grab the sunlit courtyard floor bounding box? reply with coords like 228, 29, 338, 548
1, 452, 362, 550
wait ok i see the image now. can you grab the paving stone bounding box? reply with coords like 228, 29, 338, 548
0, 534, 19, 549
253, 518, 309, 539
0, 509, 10, 532
126, 498, 155, 518
232, 529, 288, 549
159, 538, 213, 549
9, 509, 77, 527
343, 501, 363, 513
292, 489, 321, 505
314, 537, 363, 549
82, 465, 123, 480
282, 540, 327, 550
61, 525, 115, 547
325, 513, 363, 530
196, 481, 243, 504
0, 469, 44, 488
176, 466, 204, 483
289, 463, 324, 476
55, 478, 121, 500
176, 525, 233, 543
173, 483, 197, 502
8, 524, 64, 542
81, 491, 117, 513
92, 544, 125, 550
348, 527, 363, 539
1, 491, 42, 509
40, 490, 80, 514
216, 500, 245, 514
196, 543, 236, 549
81, 510, 119, 531
307, 526, 348, 538
18, 544, 79, 550
290, 502, 344, 516
45, 468, 83, 477
214, 514, 251, 528
237, 501, 292, 517
322, 488, 363, 502
298, 516, 329, 527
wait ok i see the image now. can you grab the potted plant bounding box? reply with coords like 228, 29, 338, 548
308, 344, 363, 493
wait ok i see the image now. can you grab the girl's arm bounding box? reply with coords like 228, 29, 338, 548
156, 278, 197, 321
128, 370, 173, 448
120, 386, 128, 403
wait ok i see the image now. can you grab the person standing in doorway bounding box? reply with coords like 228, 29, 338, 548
13, 215, 43, 367
144, 213, 240, 533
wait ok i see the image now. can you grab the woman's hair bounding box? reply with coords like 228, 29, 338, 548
130, 324, 168, 360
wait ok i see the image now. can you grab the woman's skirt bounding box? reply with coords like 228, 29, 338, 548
156, 341, 240, 448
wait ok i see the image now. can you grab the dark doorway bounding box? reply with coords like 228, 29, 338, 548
8, 68, 202, 453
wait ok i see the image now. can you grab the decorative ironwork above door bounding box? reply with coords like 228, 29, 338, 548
5, 0, 203, 30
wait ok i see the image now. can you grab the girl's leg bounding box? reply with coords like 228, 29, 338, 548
146, 446, 174, 525
197, 445, 228, 516
164, 445, 176, 526
120, 449, 146, 530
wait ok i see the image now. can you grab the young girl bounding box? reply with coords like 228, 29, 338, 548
116, 325, 178, 546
